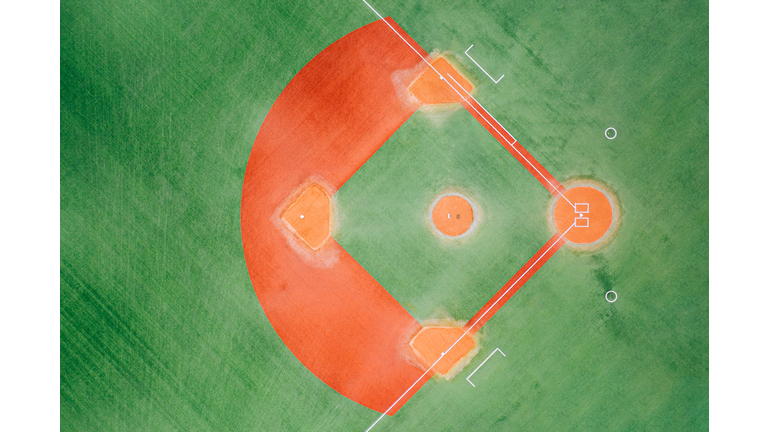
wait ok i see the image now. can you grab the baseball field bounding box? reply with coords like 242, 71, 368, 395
61, 0, 708, 430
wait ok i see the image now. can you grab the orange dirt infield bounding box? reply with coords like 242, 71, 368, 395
241, 18, 433, 415
409, 327, 475, 375
280, 184, 331, 250
554, 186, 613, 244
409, 57, 473, 104
432, 195, 474, 236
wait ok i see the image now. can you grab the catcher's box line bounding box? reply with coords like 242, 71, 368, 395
365, 223, 575, 432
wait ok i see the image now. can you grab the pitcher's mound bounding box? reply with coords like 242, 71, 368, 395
431, 194, 475, 237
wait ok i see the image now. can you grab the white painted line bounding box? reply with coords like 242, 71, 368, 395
574, 203, 589, 214
361, 0, 514, 146
465, 44, 504, 84
363, 350, 447, 432
574, 217, 589, 228
353, 6, 577, 427
364, 223, 575, 432
445, 73, 576, 210
466, 348, 506, 387
605, 290, 618, 303
360, 0, 438, 76
361, 0, 573, 209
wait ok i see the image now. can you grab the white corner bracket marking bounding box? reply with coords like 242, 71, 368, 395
465, 44, 505, 84
466, 348, 507, 387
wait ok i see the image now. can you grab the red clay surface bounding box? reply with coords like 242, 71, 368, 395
409, 57, 473, 104
241, 18, 432, 414
409, 327, 475, 375
432, 195, 474, 236
280, 184, 331, 250
554, 186, 613, 243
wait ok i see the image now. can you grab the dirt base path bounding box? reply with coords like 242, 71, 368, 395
241, 18, 431, 414
451, 83, 566, 196
463, 233, 567, 334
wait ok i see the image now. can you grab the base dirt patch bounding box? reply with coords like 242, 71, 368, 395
281, 183, 332, 250
409, 57, 473, 105
409, 326, 476, 376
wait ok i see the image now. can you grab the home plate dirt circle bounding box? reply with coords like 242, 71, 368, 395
554, 185, 615, 244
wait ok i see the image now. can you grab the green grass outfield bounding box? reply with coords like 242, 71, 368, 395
61, 0, 707, 430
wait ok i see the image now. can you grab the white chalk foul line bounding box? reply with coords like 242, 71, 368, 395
362, 0, 572, 209
445, 73, 576, 210
465, 44, 504, 84
466, 348, 506, 387
361, 0, 496, 104
364, 223, 575, 431
360, 0, 437, 75
357, 3, 576, 428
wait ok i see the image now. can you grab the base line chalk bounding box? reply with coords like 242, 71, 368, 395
364, 223, 574, 432
361, 0, 572, 207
